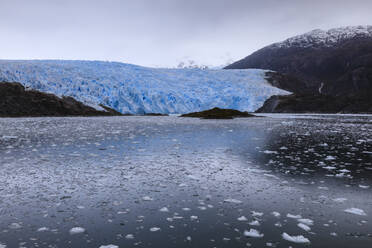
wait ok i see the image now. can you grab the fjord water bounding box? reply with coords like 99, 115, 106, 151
0, 115, 371, 247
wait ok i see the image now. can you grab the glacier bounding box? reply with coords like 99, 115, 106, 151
0, 60, 289, 114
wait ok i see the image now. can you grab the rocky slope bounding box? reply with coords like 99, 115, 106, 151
0, 82, 121, 117
256, 92, 372, 114
226, 26, 372, 113
226, 25, 372, 97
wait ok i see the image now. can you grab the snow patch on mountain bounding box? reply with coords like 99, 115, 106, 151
0, 60, 289, 114
273, 25, 372, 48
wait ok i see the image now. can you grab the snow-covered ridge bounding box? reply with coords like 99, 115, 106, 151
273, 25, 372, 48
0, 60, 289, 114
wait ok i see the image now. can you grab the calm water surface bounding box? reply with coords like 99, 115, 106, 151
0, 115, 371, 248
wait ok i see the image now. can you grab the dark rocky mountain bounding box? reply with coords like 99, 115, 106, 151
226, 26, 372, 113
0, 82, 122, 117
226, 26, 372, 96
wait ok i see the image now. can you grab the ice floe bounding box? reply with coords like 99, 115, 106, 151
159, 207, 169, 212
243, 229, 264, 238
125, 234, 134, 239
298, 218, 314, 226
344, 208, 367, 216
271, 211, 281, 218
297, 223, 311, 231
224, 199, 242, 204
282, 233, 310, 244
37, 227, 49, 232
99, 245, 119, 248
237, 216, 248, 221
142, 196, 153, 201
69, 227, 85, 235
286, 213, 302, 219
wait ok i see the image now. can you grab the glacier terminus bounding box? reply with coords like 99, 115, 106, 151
0, 60, 289, 114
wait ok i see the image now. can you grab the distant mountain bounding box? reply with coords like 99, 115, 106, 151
176, 60, 210, 69
0, 60, 289, 114
0, 82, 121, 117
226, 25, 372, 97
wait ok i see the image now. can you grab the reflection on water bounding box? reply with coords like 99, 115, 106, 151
0, 115, 371, 247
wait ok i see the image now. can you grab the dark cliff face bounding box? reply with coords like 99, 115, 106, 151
0, 82, 121, 117
255, 92, 372, 114
226, 37, 372, 97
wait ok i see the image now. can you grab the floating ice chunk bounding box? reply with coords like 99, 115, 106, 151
8, 223, 22, 229
297, 223, 311, 231
99, 245, 119, 248
251, 211, 263, 217
298, 219, 314, 226
249, 220, 260, 226
325, 156, 336, 161
150, 227, 161, 232
264, 174, 279, 179
182, 208, 191, 211
190, 216, 198, 220
333, 198, 347, 203
359, 185, 370, 189
186, 236, 192, 241
142, 196, 153, 201
37, 227, 49, 232
224, 199, 242, 204
159, 207, 169, 212
272, 211, 281, 218
286, 214, 301, 219
187, 175, 200, 180
274, 222, 282, 227
323, 166, 336, 170
335, 173, 347, 179
1, 135, 18, 140
237, 216, 248, 221
318, 186, 329, 190
69, 227, 85, 235
125, 234, 134, 239
344, 208, 367, 216
243, 229, 264, 238
0, 243, 5, 248
338, 169, 350, 173
263, 150, 278, 154
282, 233, 310, 244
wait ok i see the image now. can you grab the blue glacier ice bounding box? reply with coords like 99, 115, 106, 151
0, 60, 290, 114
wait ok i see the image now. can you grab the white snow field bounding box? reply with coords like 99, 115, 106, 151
273, 25, 372, 49
0, 60, 289, 114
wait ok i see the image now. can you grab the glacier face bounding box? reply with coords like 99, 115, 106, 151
0, 60, 289, 114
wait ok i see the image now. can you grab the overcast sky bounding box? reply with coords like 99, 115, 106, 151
1, 0, 372, 67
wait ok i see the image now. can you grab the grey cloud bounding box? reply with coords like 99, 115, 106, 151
0, 0, 371, 67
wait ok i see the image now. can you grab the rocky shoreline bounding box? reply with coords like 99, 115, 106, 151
181, 107, 256, 119
0, 82, 122, 117
256, 93, 372, 114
